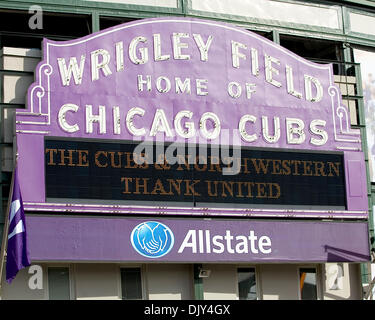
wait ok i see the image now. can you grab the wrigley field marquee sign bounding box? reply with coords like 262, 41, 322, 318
16, 17, 368, 218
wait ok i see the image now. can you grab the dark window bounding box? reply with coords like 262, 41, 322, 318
248, 29, 273, 40
100, 16, 139, 30
280, 34, 343, 61
280, 34, 344, 74
0, 9, 91, 49
299, 268, 318, 300
48, 267, 70, 300
121, 268, 143, 300
237, 267, 257, 300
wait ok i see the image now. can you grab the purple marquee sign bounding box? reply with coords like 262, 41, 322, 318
16, 17, 368, 218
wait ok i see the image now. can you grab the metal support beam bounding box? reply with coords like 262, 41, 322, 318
92, 10, 100, 33
193, 264, 203, 300
271, 30, 280, 44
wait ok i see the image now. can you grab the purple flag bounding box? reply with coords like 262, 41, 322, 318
6, 166, 30, 283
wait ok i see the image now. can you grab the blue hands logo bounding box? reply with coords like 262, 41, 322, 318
131, 221, 174, 258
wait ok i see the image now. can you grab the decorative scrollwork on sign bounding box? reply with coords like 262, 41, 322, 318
16, 63, 53, 127
328, 85, 361, 150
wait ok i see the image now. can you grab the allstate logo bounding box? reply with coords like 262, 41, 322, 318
131, 221, 174, 258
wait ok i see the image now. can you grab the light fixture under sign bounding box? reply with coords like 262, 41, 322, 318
198, 269, 211, 278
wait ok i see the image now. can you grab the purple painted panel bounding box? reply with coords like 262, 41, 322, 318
345, 151, 368, 211
26, 216, 370, 262
15, 17, 367, 218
